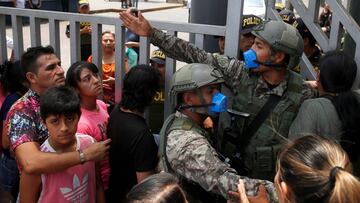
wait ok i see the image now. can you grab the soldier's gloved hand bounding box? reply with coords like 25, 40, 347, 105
228, 179, 269, 203
119, 9, 153, 37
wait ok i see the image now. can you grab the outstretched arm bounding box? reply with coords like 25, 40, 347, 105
119, 9, 210, 64
14, 140, 110, 174
166, 130, 278, 202
119, 9, 246, 90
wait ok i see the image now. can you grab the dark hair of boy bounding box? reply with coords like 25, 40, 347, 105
20, 46, 55, 79
0, 60, 27, 94
40, 86, 81, 121
120, 65, 161, 113
65, 61, 99, 89
127, 173, 187, 203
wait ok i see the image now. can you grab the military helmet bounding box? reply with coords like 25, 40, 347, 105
251, 20, 304, 69
170, 63, 224, 108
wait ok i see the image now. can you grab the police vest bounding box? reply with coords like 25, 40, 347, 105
231, 70, 303, 180
159, 114, 225, 203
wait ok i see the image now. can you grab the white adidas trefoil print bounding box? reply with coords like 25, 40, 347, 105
60, 174, 89, 203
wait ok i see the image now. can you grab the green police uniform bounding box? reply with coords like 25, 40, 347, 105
151, 20, 314, 181
159, 64, 278, 203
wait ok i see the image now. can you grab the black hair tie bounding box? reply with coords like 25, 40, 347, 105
329, 166, 344, 187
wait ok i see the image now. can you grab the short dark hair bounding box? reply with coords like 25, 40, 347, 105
21, 45, 55, 79
0, 60, 27, 94
127, 173, 187, 203
120, 65, 160, 113
66, 61, 99, 89
40, 86, 81, 120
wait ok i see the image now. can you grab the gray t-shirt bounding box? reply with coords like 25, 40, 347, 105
289, 97, 342, 140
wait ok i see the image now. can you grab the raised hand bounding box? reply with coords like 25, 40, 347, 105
119, 9, 153, 37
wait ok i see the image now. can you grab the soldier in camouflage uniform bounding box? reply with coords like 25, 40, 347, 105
120, 10, 313, 182
159, 63, 277, 203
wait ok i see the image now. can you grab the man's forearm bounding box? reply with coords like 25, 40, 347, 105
150, 29, 212, 64
18, 149, 81, 174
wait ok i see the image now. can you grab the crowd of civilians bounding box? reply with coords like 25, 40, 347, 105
1, 2, 360, 203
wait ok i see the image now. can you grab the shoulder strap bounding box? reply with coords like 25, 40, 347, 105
159, 114, 176, 158
287, 70, 304, 104
159, 114, 176, 172
243, 94, 282, 142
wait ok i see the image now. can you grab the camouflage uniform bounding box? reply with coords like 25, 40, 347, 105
161, 111, 278, 203
151, 28, 314, 181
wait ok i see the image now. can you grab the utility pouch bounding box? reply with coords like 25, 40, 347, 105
254, 146, 274, 172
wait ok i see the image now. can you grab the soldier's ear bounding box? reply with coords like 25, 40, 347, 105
273, 52, 286, 64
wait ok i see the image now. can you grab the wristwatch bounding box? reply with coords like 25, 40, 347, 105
77, 149, 86, 164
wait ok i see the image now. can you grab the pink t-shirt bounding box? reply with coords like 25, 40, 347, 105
38, 134, 96, 203
77, 99, 110, 190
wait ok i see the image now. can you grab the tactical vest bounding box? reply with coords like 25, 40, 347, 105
159, 114, 225, 203
227, 70, 303, 180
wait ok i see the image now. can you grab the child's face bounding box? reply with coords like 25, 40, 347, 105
45, 114, 79, 146
77, 68, 103, 97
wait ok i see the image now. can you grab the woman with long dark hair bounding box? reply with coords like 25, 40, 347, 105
0, 60, 28, 202
289, 51, 360, 175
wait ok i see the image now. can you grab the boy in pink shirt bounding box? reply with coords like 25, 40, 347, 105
66, 61, 110, 190
19, 86, 105, 203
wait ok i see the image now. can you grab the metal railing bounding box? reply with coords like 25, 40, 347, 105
266, 0, 360, 87
0, 5, 228, 119
1, 0, 359, 119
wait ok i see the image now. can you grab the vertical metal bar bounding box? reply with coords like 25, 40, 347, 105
139, 36, 150, 65
49, 18, 60, 58
70, 21, 80, 64
30, 16, 41, 47
91, 23, 103, 99
308, 0, 321, 23
91, 23, 102, 74
299, 54, 317, 80
11, 15, 23, 60
266, 0, 276, 20
0, 15, 7, 63
114, 25, 125, 103
329, 15, 342, 50
164, 30, 177, 119
194, 33, 204, 49
139, 36, 151, 122
224, 0, 242, 58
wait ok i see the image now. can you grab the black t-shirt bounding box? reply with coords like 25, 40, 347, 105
148, 90, 165, 134
107, 106, 158, 202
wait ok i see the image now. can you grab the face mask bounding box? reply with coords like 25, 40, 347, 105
243, 48, 259, 69
209, 92, 227, 114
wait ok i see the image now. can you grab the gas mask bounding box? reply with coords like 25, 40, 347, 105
243, 49, 259, 69
209, 92, 227, 116
243, 48, 285, 69
181, 92, 228, 118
